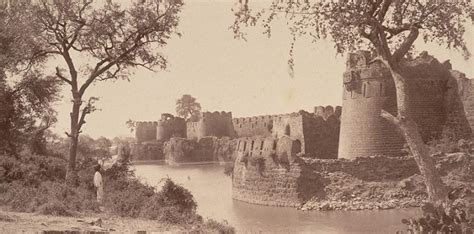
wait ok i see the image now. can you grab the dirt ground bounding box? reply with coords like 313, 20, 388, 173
0, 210, 187, 233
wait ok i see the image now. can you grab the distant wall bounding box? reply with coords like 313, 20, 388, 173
157, 113, 186, 141
130, 142, 164, 161
186, 111, 236, 140
135, 121, 158, 143
232, 116, 274, 137
164, 137, 237, 165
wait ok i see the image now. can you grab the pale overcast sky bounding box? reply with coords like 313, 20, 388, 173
50, 0, 474, 139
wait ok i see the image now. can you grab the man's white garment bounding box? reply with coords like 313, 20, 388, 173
94, 171, 103, 203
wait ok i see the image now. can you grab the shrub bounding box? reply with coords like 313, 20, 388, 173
104, 177, 155, 217
140, 179, 198, 224
203, 219, 235, 234
400, 199, 474, 233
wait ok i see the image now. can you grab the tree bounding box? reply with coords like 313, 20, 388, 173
175, 94, 201, 121
0, 2, 60, 156
232, 0, 473, 204
30, 0, 184, 183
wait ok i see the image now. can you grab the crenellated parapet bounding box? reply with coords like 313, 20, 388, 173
314, 105, 342, 120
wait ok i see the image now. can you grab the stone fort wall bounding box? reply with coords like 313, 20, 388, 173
186, 111, 236, 140
338, 51, 472, 159
135, 107, 342, 159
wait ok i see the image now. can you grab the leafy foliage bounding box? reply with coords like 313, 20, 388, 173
401, 198, 474, 233
176, 94, 202, 121
233, 0, 473, 63
0, 73, 60, 155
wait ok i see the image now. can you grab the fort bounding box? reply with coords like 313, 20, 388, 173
131, 51, 474, 208
131, 107, 342, 162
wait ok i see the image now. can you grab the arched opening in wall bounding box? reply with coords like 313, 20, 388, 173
273, 140, 277, 150
260, 141, 264, 150
285, 124, 291, 136
251, 141, 255, 150
243, 142, 247, 151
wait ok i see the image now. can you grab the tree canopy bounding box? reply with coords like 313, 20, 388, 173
232, 0, 473, 70
176, 94, 201, 121
24, 0, 184, 182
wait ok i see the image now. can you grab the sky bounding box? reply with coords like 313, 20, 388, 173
50, 0, 474, 139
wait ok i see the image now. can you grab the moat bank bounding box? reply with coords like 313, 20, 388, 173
133, 163, 420, 233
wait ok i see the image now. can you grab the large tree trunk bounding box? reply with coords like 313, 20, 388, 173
382, 67, 448, 203
65, 98, 81, 185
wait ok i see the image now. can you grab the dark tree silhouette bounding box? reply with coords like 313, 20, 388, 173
176, 94, 201, 121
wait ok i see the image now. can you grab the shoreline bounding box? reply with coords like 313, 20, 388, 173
132, 160, 229, 166
0, 210, 186, 233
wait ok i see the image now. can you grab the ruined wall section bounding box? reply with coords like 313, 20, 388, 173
451, 69, 474, 133
232, 108, 341, 159
164, 136, 237, 165
232, 135, 303, 206
232, 115, 274, 137
156, 113, 186, 141
304, 107, 341, 159
135, 121, 158, 143
130, 142, 164, 160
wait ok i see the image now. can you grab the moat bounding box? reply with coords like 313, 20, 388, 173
133, 163, 420, 233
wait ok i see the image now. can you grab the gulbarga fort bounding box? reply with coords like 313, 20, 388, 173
129, 51, 474, 208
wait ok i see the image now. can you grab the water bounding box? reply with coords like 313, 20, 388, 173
133, 163, 420, 233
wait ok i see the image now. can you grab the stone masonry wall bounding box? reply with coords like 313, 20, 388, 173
156, 113, 186, 141
164, 137, 237, 165
130, 142, 164, 161
135, 121, 158, 143
338, 51, 471, 159
186, 111, 236, 140
232, 153, 421, 207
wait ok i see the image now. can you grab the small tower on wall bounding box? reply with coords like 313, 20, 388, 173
338, 51, 404, 159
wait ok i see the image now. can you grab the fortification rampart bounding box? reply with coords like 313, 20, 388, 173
338, 51, 471, 159
135, 121, 158, 143
186, 111, 236, 140
157, 113, 186, 141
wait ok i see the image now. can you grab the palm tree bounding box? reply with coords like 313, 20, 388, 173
175, 94, 201, 121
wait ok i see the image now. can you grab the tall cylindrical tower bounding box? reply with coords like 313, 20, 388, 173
338, 51, 405, 159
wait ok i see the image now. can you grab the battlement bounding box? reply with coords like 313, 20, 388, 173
314, 105, 342, 120
186, 111, 235, 139
201, 111, 232, 120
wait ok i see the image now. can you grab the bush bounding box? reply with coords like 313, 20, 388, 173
104, 176, 155, 217
140, 179, 197, 224
400, 197, 474, 233
203, 219, 235, 234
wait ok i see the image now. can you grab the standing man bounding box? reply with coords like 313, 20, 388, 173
93, 164, 104, 204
